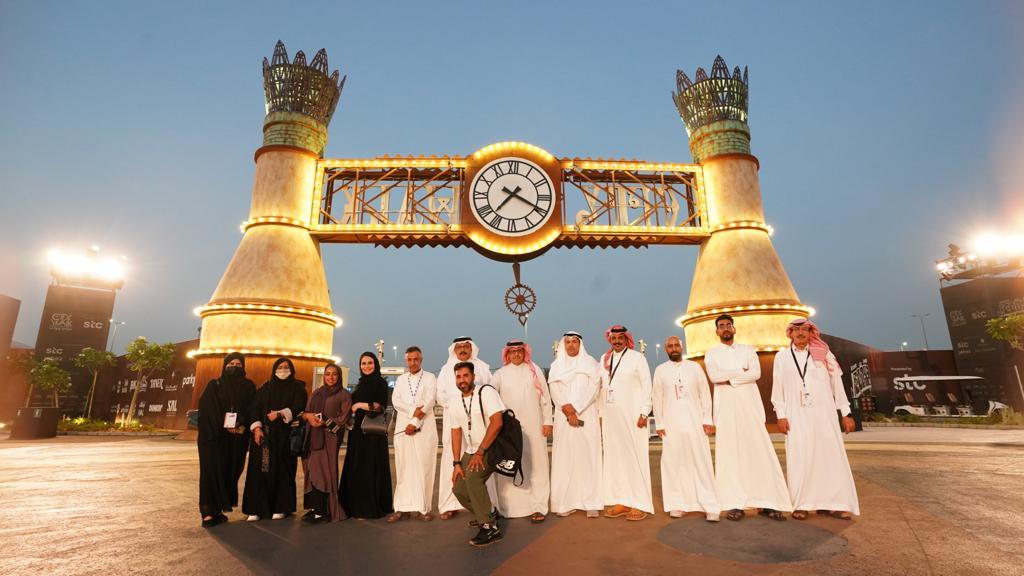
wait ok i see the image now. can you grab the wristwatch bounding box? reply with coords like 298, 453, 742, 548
453, 461, 462, 467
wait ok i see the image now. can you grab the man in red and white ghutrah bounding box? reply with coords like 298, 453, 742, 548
491, 340, 552, 523
598, 325, 654, 521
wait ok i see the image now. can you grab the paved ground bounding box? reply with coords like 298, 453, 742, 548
1, 428, 1022, 576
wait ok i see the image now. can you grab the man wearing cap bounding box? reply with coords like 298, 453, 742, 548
548, 331, 603, 518
492, 340, 552, 523
436, 337, 492, 520
599, 325, 654, 521
772, 319, 859, 521
704, 314, 792, 521
652, 335, 720, 521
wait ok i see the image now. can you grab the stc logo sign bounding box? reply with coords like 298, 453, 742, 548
892, 376, 926, 391
49, 313, 73, 332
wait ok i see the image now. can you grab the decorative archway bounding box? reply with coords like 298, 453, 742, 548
190, 42, 810, 409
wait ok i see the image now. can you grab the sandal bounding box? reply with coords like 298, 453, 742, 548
759, 509, 785, 521
439, 510, 458, 520
385, 512, 405, 523
725, 509, 745, 521
420, 512, 434, 521
530, 512, 546, 523
791, 510, 809, 520
829, 510, 852, 520
625, 509, 648, 521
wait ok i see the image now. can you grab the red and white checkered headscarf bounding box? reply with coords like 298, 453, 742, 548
602, 325, 635, 371
502, 340, 544, 396
786, 318, 835, 373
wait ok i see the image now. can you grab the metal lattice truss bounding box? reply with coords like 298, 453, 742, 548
310, 157, 707, 248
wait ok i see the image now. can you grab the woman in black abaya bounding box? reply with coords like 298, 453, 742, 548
242, 357, 308, 521
339, 352, 393, 519
197, 352, 256, 527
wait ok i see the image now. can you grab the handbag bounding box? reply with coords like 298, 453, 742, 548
360, 410, 390, 436
289, 421, 308, 457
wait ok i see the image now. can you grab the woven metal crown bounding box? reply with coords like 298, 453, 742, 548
262, 41, 347, 126
671, 55, 748, 134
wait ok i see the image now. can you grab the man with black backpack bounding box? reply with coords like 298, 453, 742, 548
450, 361, 507, 547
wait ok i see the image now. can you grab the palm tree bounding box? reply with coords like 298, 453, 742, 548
32, 357, 72, 408
988, 313, 1024, 351
123, 337, 175, 427
9, 354, 38, 407
74, 347, 116, 418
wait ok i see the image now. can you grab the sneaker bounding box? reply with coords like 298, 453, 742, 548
586, 510, 600, 518
271, 513, 286, 520
470, 524, 503, 547
669, 510, 684, 518
706, 512, 721, 522
468, 510, 499, 528
246, 515, 260, 522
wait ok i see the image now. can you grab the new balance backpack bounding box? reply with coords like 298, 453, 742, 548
477, 384, 524, 486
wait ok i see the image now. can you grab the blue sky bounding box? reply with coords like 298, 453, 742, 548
2, 0, 1022, 368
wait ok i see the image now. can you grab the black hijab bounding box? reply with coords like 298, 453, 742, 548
221, 352, 246, 381
270, 357, 296, 383
356, 352, 384, 390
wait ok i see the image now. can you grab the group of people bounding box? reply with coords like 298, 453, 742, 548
197, 351, 394, 526
196, 314, 860, 550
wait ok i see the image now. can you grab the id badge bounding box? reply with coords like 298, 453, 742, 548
674, 383, 686, 400
223, 412, 238, 428
606, 388, 616, 404
800, 391, 812, 407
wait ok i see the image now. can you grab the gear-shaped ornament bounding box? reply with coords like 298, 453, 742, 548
505, 262, 536, 327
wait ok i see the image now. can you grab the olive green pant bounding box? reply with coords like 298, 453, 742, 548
452, 452, 496, 526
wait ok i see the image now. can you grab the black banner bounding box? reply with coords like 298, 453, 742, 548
940, 277, 1024, 411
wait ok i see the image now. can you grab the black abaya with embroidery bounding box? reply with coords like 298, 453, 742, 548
339, 359, 393, 519
241, 359, 308, 518
197, 355, 256, 518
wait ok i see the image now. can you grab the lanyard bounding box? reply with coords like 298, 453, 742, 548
461, 390, 475, 445
790, 347, 810, 388
608, 351, 626, 386
406, 371, 424, 399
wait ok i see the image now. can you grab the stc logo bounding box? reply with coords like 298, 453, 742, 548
892, 377, 926, 391
49, 313, 73, 332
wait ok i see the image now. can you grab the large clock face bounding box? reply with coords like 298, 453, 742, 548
469, 157, 555, 237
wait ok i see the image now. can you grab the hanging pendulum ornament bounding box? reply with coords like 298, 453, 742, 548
504, 261, 537, 328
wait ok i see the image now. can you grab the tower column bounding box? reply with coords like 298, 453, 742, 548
191, 42, 346, 400
674, 57, 810, 417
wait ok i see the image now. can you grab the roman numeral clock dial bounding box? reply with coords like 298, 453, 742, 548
470, 157, 555, 237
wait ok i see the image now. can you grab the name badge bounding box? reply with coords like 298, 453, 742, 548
800, 391, 812, 407
606, 389, 616, 404
223, 412, 238, 428
674, 383, 686, 400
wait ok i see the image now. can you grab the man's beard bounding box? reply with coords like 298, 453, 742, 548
668, 352, 683, 362
720, 333, 734, 342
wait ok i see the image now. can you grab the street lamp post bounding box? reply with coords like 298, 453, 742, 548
393, 345, 397, 362
655, 343, 661, 361
910, 314, 931, 350
900, 341, 908, 352
108, 319, 125, 353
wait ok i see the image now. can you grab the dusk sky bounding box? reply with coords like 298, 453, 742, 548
2, 0, 1022, 369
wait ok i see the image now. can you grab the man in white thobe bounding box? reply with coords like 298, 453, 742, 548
548, 331, 603, 518
388, 346, 438, 522
598, 325, 654, 521
653, 335, 721, 522
436, 336, 492, 520
704, 314, 792, 521
772, 319, 859, 520
492, 340, 552, 522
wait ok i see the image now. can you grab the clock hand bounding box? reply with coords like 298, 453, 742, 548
507, 189, 542, 212
494, 186, 522, 212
